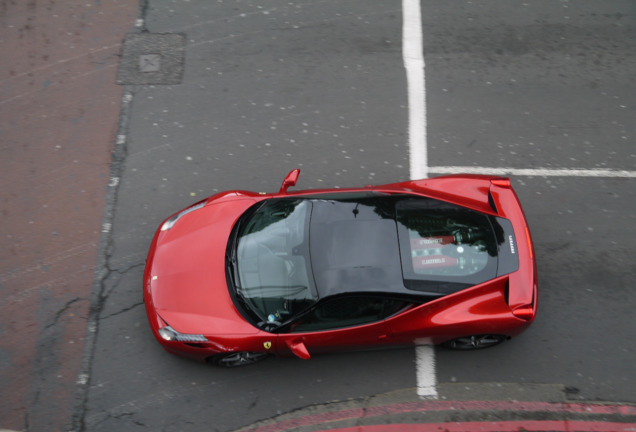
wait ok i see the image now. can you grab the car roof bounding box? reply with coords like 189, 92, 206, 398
306, 194, 494, 299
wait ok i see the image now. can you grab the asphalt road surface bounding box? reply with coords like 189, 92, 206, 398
2, 1, 635, 431
79, 0, 635, 430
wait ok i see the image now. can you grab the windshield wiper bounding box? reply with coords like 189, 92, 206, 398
227, 254, 241, 290
231, 285, 271, 328
226, 219, 242, 290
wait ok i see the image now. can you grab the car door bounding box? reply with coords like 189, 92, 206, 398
275, 295, 408, 358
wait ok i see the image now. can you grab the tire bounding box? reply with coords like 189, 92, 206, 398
208, 351, 269, 367
442, 334, 506, 350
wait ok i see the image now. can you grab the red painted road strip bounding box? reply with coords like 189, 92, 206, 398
244, 400, 636, 432
0, 1, 138, 430
324, 421, 636, 432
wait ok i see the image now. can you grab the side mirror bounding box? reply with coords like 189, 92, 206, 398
285, 339, 310, 360
279, 169, 300, 194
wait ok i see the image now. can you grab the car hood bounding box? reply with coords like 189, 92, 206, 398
148, 198, 259, 335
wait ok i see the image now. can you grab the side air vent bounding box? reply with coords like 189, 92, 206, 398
503, 278, 510, 304
184, 343, 208, 349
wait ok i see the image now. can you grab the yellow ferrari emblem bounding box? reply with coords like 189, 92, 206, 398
263, 341, 272, 350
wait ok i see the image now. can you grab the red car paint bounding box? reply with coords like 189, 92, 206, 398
143, 171, 537, 363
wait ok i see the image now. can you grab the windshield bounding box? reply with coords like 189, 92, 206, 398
232, 199, 317, 329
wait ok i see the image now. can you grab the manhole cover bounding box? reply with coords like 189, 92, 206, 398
117, 32, 186, 85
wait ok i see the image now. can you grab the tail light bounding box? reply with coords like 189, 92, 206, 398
491, 178, 511, 188
512, 305, 534, 321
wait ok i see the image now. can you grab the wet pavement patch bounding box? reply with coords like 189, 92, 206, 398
117, 32, 186, 85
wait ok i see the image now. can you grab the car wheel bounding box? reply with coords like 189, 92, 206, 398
209, 351, 269, 367
442, 334, 506, 350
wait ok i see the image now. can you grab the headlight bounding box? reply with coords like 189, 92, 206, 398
158, 325, 207, 342
160, 201, 206, 231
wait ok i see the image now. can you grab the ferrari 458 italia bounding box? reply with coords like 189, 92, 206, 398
144, 170, 537, 366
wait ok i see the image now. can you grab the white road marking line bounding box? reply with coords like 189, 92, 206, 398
428, 166, 636, 178
415, 345, 438, 399
403, 0, 437, 399
402, 0, 428, 180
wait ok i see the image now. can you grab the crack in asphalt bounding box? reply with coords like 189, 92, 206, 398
44, 297, 84, 330
100, 301, 145, 321
98, 260, 146, 306
23, 293, 91, 432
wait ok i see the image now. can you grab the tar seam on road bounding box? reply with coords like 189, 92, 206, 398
71, 89, 134, 430
71, 1, 149, 430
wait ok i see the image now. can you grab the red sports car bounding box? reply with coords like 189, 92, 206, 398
143, 170, 537, 366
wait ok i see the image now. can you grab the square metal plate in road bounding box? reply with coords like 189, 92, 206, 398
139, 54, 161, 73
117, 33, 186, 85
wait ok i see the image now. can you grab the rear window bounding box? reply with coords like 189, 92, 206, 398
395, 197, 499, 291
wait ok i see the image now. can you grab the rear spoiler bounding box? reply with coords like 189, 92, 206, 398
380, 175, 508, 216
489, 179, 537, 321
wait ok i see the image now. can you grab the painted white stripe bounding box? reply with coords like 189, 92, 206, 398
415, 345, 438, 399
404, 0, 437, 400
428, 166, 636, 178
402, 0, 428, 180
